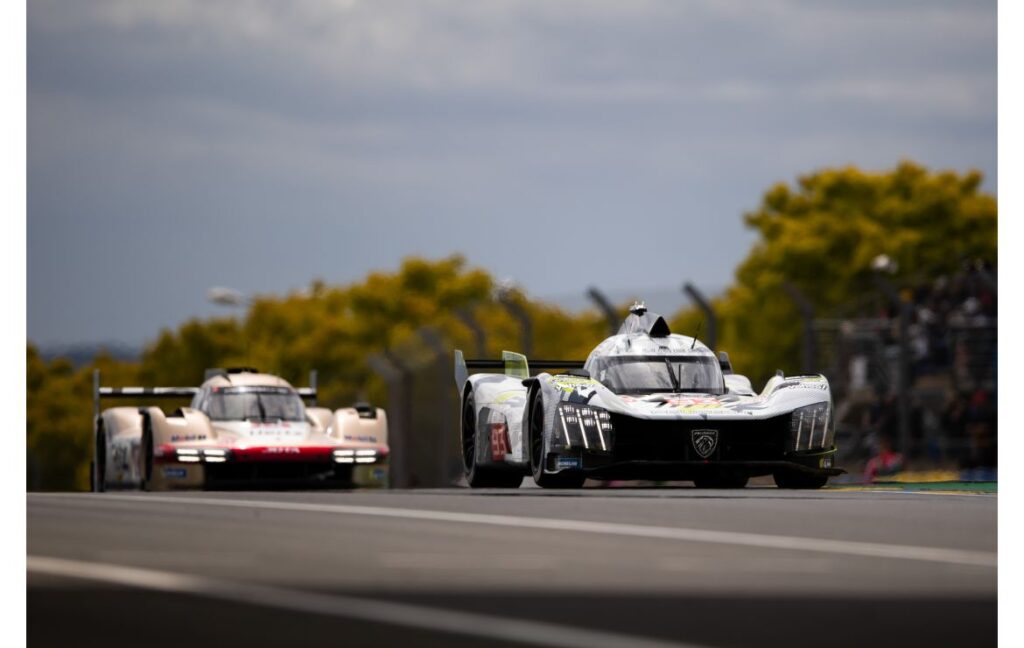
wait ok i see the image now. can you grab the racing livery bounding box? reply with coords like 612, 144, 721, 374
92, 368, 389, 490
455, 303, 842, 489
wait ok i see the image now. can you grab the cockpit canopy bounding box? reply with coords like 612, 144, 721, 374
588, 354, 726, 395
199, 386, 307, 422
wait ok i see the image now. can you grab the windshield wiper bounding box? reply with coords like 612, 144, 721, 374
663, 358, 681, 393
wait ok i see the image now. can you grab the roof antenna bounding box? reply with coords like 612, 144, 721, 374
690, 319, 703, 350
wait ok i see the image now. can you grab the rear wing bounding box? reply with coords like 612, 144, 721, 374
92, 368, 320, 423
454, 350, 585, 387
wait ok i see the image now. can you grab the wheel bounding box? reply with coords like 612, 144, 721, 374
93, 429, 107, 492
529, 389, 585, 489
773, 471, 829, 489
462, 391, 522, 488
693, 473, 749, 489
139, 420, 154, 491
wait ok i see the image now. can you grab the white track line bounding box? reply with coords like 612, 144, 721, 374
31, 493, 997, 568
28, 556, 705, 648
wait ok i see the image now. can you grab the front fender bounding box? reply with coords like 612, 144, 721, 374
144, 407, 214, 447
100, 407, 144, 486
465, 373, 529, 466
530, 373, 576, 473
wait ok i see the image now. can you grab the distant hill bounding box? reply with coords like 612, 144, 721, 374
36, 342, 141, 367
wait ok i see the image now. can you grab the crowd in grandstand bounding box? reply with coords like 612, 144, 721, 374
838, 262, 997, 480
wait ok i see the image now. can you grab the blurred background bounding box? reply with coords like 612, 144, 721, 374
27, 0, 996, 491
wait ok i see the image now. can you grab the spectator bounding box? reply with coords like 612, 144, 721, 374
864, 435, 904, 483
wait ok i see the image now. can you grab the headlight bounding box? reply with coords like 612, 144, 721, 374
334, 448, 381, 464
790, 402, 833, 451
554, 402, 614, 452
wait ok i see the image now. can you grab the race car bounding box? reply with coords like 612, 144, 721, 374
454, 302, 842, 489
92, 367, 389, 491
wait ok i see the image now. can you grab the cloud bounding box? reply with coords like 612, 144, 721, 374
27, 0, 996, 345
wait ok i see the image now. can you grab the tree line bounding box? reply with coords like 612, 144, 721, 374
28, 162, 996, 490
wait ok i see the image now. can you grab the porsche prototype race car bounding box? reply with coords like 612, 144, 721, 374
454, 302, 843, 489
92, 367, 389, 490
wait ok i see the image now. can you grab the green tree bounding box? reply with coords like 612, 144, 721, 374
679, 161, 997, 384
27, 163, 997, 490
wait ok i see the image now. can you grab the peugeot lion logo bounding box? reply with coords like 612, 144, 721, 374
691, 429, 718, 459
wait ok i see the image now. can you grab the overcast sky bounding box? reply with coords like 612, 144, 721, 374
28, 0, 996, 347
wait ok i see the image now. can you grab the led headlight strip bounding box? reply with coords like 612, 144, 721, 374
333, 448, 379, 464
175, 448, 227, 463
791, 402, 832, 451
558, 403, 613, 452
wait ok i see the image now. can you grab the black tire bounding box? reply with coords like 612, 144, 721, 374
529, 389, 585, 489
693, 473, 749, 489
773, 471, 829, 490
462, 391, 522, 488
139, 420, 154, 491
93, 429, 107, 493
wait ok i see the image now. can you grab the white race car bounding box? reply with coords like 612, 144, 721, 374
92, 367, 389, 490
455, 302, 843, 489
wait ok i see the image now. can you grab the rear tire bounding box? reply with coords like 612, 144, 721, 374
462, 391, 522, 488
693, 473, 749, 489
773, 471, 829, 489
93, 429, 107, 493
529, 390, 585, 489
139, 421, 154, 491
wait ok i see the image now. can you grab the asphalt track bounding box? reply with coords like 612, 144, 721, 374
27, 486, 997, 648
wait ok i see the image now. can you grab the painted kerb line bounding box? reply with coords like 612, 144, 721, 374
33, 493, 997, 568
28, 556, 707, 648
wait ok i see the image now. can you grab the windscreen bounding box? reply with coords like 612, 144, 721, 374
206, 386, 306, 422
590, 355, 725, 395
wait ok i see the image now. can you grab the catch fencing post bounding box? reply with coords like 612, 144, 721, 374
683, 283, 717, 351
498, 288, 532, 356
417, 327, 461, 484
92, 369, 100, 492
872, 276, 913, 458
367, 353, 410, 488
456, 307, 488, 357
783, 282, 818, 374
587, 287, 620, 336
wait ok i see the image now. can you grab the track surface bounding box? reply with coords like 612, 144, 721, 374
28, 487, 997, 647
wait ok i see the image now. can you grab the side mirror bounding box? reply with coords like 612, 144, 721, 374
353, 402, 377, 419
718, 351, 733, 375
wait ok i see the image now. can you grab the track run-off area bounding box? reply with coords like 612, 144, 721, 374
28, 486, 996, 648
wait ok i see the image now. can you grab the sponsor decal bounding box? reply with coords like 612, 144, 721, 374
549, 375, 598, 393
262, 447, 301, 454
170, 434, 207, 442
776, 380, 828, 392
495, 390, 525, 403
163, 467, 187, 479
691, 429, 718, 458
490, 423, 510, 462
247, 425, 305, 438
650, 396, 726, 412
343, 435, 378, 442
555, 456, 581, 469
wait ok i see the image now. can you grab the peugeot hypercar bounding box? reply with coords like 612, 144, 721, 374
455, 303, 842, 489
92, 367, 389, 490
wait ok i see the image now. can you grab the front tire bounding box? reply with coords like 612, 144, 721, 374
93, 429, 107, 493
462, 391, 522, 488
773, 471, 829, 490
529, 389, 585, 489
139, 420, 154, 491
